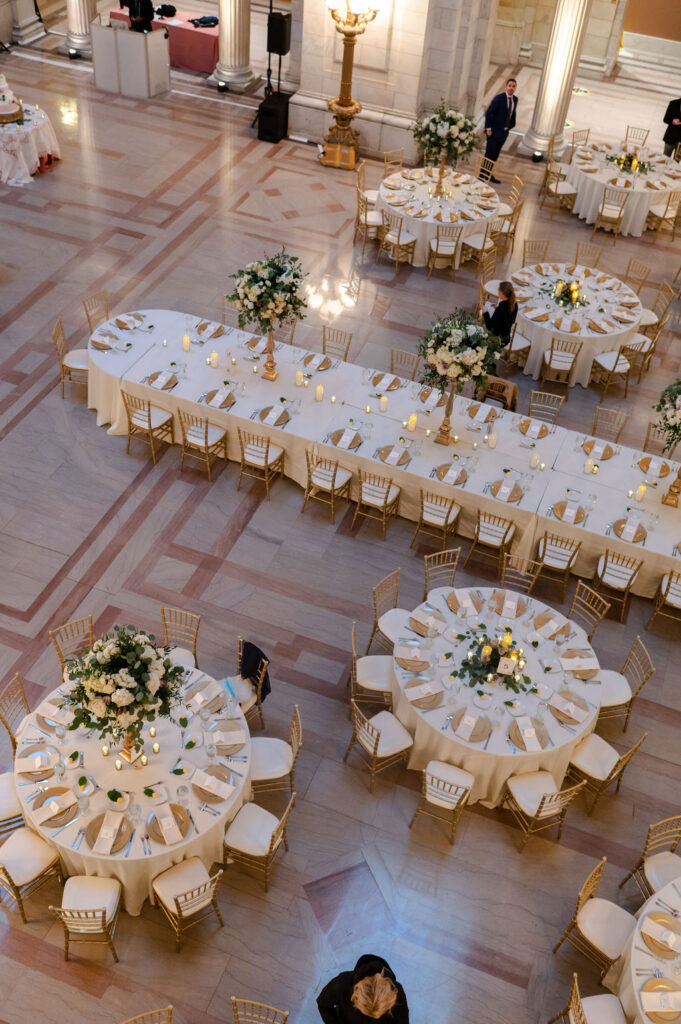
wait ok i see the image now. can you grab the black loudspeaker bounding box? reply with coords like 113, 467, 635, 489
267, 11, 291, 56
257, 91, 289, 143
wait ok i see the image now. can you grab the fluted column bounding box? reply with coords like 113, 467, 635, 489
522, 0, 594, 155
213, 0, 257, 91
65, 0, 97, 55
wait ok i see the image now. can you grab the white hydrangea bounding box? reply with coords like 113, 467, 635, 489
111, 687, 135, 707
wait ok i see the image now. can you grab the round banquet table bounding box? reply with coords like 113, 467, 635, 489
14, 671, 250, 916
376, 168, 500, 267
604, 877, 681, 1024
512, 262, 642, 387
390, 585, 601, 807
566, 143, 681, 238
0, 105, 60, 187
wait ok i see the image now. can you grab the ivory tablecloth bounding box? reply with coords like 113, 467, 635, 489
0, 105, 60, 187
390, 585, 600, 806
109, 8, 219, 73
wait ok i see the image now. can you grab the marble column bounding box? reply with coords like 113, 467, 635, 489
9, 0, 45, 44
65, 0, 97, 55
521, 0, 594, 155
212, 0, 257, 92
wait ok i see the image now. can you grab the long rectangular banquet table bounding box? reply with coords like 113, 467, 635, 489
87, 309, 681, 598
109, 8, 219, 73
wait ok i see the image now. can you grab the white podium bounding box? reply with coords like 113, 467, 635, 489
92, 22, 170, 98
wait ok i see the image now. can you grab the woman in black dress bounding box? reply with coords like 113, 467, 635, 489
483, 280, 517, 345
317, 954, 409, 1023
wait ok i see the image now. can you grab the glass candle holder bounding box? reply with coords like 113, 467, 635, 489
101, 744, 109, 757
149, 726, 156, 738
152, 742, 160, 755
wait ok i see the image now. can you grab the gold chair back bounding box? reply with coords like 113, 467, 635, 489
322, 325, 352, 361
622, 636, 654, 696
522, 239, 550, 264
575, 241, 603, 269
83, 290, 109, 333
383, 148, 403, 177
118, 1009, 173, 1024
624, 257, 651, 293
389, 348, 419, 380
231, 997, 289, 1024
52, 318, 68, 364
528, 390, 564, 424
160, 605, 200, 661
592, 405, 628, 442
625, 125, 649, 145
568, 581, 610, 640
501, 554, 541, 594
49, 615, 94, 672
424, 546, 461, 594
0, 673, 29, 752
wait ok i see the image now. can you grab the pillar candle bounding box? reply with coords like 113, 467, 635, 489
210, 351, 219, 368
182, 334, 190, 352
530, 452, 540, 469
488, 433, 497, 449
296, 370, 303, 387
379, 396, 388, 412
635, 483, 646, 502
584, 458, 594, 475
315, 384, 324, 402
408, 414, 417, 432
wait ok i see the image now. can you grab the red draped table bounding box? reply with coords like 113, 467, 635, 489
110, 8, 219, 73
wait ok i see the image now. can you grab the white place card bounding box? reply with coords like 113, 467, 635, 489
93, 810, 122, 855
591, 442, 605, 459
443, 463, 460, 484
212, 729, 246, 747
454, 588, 474, 611
537, 614, 567, 639
154, 802, 183, 844
649, 457, 662, 476
641, 916, 681, 952
424, 390, 441, 410
15, 752, 58, 773
518, 715, 541, 752
560, 655, 599, 672
496, 481, 512, 502
641, 991, 681, 1013
456, 707, 479, 741
188, 680, 222, 713
193, 768, 235, 801
406, 680, 444, 703
528, 420, 543, 439
502, 595, 518, 619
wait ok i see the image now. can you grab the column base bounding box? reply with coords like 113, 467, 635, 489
518, 129, 566, 159
208, 67, 260, 94
11, 8, 46, 44
60, 36, 92, 57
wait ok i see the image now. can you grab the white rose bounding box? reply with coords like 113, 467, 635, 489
89, 698, 107, 718
117, 710, 138, 728
436, 124, 448, 138
450, 125, 459, 139
111, 687, 135, 706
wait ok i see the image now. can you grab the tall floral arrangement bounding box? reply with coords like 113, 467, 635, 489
64, 626, 184, 749
227, 249, 307, 335
418, 310, 491, 394
655, 379, 681, 455
412, 100, 478, 166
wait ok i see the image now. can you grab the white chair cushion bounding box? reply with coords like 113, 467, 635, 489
385, 228, 416, 245
356, 654, 395, 693
312, 465, 352, 492
649, 203, 673, 219
548, 181, 577, 197
463, 233, 492, 252
423, 499, 459, 527
576, 897, 636, 959
596, 555, 638, 590
569, 733, 619, 781
425, 760, 474, 808
597, 669, 632, 708
544, 351, 576, 369
0, 827, 57, 886
377, 607, 410, 643
185, 424, 225, 447
661, 573, 681, 608
250, 737, 293, 781
601, 203, 624, 219
478, 522, 515, 548
169, 645, 196, 670
366, 210, 382, 227
644, 851, 681, 892
361, 482, 400, 508
509, 332, 531, 352
639, 308, 658, 326
496, 203, 513, 217
152, 856, 211, 912
581, 993, 628, 1024
63, 349, 89, 371
429, 238, 458, 255
364, 710, 413, 757
226, 674, 255, 706
363, 188, 379, 204
593, 350, 630, 373
537, 538, 574, 570
131, 407, 173, 430
62, 875, 121, 925
0, 772, 21, 820
244, 442, 283, 468
507, 770, 558, 817
224, 802, 279, 856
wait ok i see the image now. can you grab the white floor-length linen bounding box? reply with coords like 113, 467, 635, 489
0, 105, 60, 187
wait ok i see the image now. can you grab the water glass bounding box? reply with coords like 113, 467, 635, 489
129, 802, 142, 825
76, 792, 90, 813
55, 723, 67, 745
225, 696, 239, 720
199, 706, 212, 727
206, 742, 217, 763
54, 759, 66, 781
176, 784, 189, 807
493, 705, 505, 726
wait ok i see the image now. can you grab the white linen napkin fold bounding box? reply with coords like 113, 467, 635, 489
15, 751, 58, 773
193, 768, 235, 801
154, 803, 183, 845
454, 588, 474, 612
456, 707, 479, 741
34, 791, 77, 825
590, 441, 605, 459
406, 680, 444, 702
375, 373, 392, 392
474, 404, 489, 423
37, 700, 73, 726
152, 370, 171, 389
424, 390, 440, 410
188, 680, 223, 713
212, 728, 246, 747
527, 419, 543, 439
537, 613, 567, 639
93, 810, 123, 854
337, 429, 354, 450
252, 336, 268, 353
496, 480, 513, 502
443, 463, 460, 484
264, 406, 281, 425
549, 692, 588, 723
621, 516, 638, 542
307, 352, 323, 371
648, 457, 663, 476
411, 608, 436, 629
562, 500, 580, 525
502, 595, 518, 619
209, 386, 229, 408
517, 715, 541, 752
560, 655, 599, 672
385, 445, 402, 465
641, 991, 681, 1013
394, 644, 426, 663
641, 917, 681, 952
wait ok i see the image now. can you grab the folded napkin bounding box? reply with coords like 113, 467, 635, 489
209, 386, 230, 408
517, 715, 542, 752
496, 480, 513, 502
406, 680, 444, 703
436, 210, 458, 223
453, 588, 475, 613
410, 208, 427, 218
460, 210, 476, 220
527, 420, 543, 439
263, 406, 281, 426
93, 810, 122, 855
34, 790, 77, 826
646, 179, 667, 189
154, 802, 183, 845
337, 428, 354, 450
385, 445, 402, 465
188, 680, 223, 713
193, 768, 235, 800
524, 307, 549, 322
641, 991, 681, 1013
456, 707, 479, 741
502, 594, 519, 619
152, 370, 171, 389
250, 336, 268, 353
613, 307, 635, 322
374, 373, 392, 392
560, 654, 599, 672
589, 441, 606, 459
610, 176, 630, 188
474, 404, 490, 423
212, 728, 246, 747
411, 608, 437, 630
395, 644, 426, 664
443, 463, 460, 484
15, 751, 58, 773
549, 692, 588, 723
642, 917, 681, 952
620, 516, 639, 542
580, 165, 598, 173
424, 389, 441, 410
306, 352, 324, 371
555, 315, 578, 333
37, 700, 73, 727
619, 297, 639, 308
562, 500, 581, 525
537, 613, 568, 639
648, 456, 663, 476
588, 318, 608, 334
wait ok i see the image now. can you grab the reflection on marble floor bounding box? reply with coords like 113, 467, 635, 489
0, 47, 681, 1024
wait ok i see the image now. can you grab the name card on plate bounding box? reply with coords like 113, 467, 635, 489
641, 917, 681, 952
212, 729, 246, 747
337, 429, 354, 450
549, 692, 588, 723
34, 791, 77, 826
406, 680, 443, 703
93, 810, 122, 855
517, 715, 541, 752
193, 768, 235, 801
456, 708, 479, 741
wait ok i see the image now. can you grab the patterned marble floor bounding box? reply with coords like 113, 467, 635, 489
0, 48, 681, 1024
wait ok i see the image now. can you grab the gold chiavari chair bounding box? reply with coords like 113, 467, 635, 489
475, 375, 516, 411
571, 127, 591, 156
232, 997, 289, 1024
352, 470, 401, 541
322, 325, 353, 361
0, 673, 29, 754
645, 187, 681, 239
539, 337, 583, 398
412, 493, 461, 553
647, 569, 681, 630
50, 876, 121, 962
589, 343, 633, 399
460, 219, 499, 277
235, 636, 268, 730
301, 448, 352, 524
574, 241, 603, 269
592, 186, 629, 244
541, 160, 577, 216
503, 777, 586, 851
367, 569, 409, 654
619, 816, 681, 900
272, 316, 297, 345
625, 125, 649, 146
0, 769, 22, 840
622, 338, 648, 388
350, 621, 393, 712
356, 158, 378, 206
376, 210, 417, 274
640, 279, 676, 338
624, 257, 651, 295
151, 859, 223, 951
541, 137, 565, 194
383, 148, 403, 177
475, 155, 496, 183
548, 973, 628, 1024
464, 510, 515, 576
178, 409, 228, 481
535, 532, 581, 601
390, 348, 419, 381
501, 553, 541, 595
527, 390, 564, 424
0, 826, 63, 923
408, 760, 473, 845
82, 290, 109, 333
592, 549, 643, 623
52, 318, 88, 399
250, 705, 302, 796
236, 427, 285, 500
481, 248, 500, 304
497, 173, 525, 216
568, 581, 610, 641
630, 313, 668, 379
118, 1010, 173, 1024
354, 189, 383, 257
422, 546, 462, 599
643, 420, 678, 457
344, 699, 412, 793
49, 616, 93, 674
160, 605, 200, 669
553, 858, 636, 977
426, 222, 464, 279
566, 732, 647, 815
523, 239, 550, 265
495, 199, 523, 261
502, 322, 531, 371
592, 405, 628, 443
223, 792, 295, 892
121, 391, 174, 465
597, 635, 654, 731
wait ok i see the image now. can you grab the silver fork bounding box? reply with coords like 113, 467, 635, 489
441, 715, 453, 731
200, 802, 220, 817
70, 827, 85, 849
144, 832, 152, 855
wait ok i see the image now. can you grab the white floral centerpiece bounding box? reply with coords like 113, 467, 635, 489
64, 625, 185, 756
412, 100, 478, 194
655, 380, 681, 456
226, 249, 307, 382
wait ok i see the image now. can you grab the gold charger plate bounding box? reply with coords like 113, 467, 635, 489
509, 717, 549, 751
196, 321, 211, 334
490, 479, 523, 503
467, 403, 496, 423
583, 438, 614, 460
613, 518, 646, 544
247, 336, 266, 351
191, 764, 233, 805
114, 317, 131, 330
640, 456, 670, 478
36, 708, 67, 733
304, 353, 332, 371
642, 913, 680, 960
210, 325, 226, 339
446, 590, 483, 615
534, 609, 570, 638
149, 371, 178, 391
451, 706, 491, 743
205, 388, 235, 410
85, 812, 131, 854
562, 648, 599, 681
419, 387, 447, 408
91, 338, 112, 351
609, 178, 632, 188
435, 464, 467, 486
259, 406, 290, 427
408, 611, 446, 637
33, 786, 78, 826
519, 418, 548, 439
490, 589, 527, 617
372, 373, 401, 391
435, 211, 458, 223
549, 688, 588, 725
147, 803, 190, 845
641, 977, 681, 1024
553, 500, 586, 524
16, 743, 59, 781
379, 444, 410, 467
395, 652, 429, 672
404, 678, 443, 710
331, 428, 362, 450
210, 717, 247, 754
612, 312, 637, 324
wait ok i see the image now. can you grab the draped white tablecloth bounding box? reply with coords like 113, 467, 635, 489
14, 674, 250, 916
0, 105, 60, 187
390, 585, 599, 806
87, 310, 681, 597
513, 262, 642, 386
566, 145, 681, 237
376, 169, 500, 266
603, 877, 681, 1024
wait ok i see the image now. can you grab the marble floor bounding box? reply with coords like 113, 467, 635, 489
1, 46, 681, 1024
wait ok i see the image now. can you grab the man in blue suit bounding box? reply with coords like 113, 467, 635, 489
484, 78, 518, 182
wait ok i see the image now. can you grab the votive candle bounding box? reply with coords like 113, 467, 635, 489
539, 462, 546, 471
408, 413, 417, 432
253, 364, 258, 374
296, 370, 304, 387
488, 433, 497, 449
635, 483, 647, 501
162, 338, 168, 347
316, 384, 324, 402
140, 754, 148, 767
331, 395, 336, 404
152, 742, 160, 755
182, 334, 190, 352
149, 726, 156, 738
303, 379, 309, 388
584, 458, 594, 475
101, 744, 109, 757
114, 759, 122, 772
210, 351, 219, 368
425, 428, 431, 438
365, 404, 371, 414
231, 356, 237, 366
379, 396, 388, 412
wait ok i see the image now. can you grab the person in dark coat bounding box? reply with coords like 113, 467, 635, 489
483, 280, 517, 345
127, 0, 154, 32
484, 78, 518, 181
317, 954, 409, 1023
663, 97, 681, 157
241, 640, 271, 701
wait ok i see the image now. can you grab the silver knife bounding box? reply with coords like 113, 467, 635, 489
124, 828, 136, 858
187, 810, 199, 834
52, 814, 79, 838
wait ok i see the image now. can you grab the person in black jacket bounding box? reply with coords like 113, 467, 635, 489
127, 0, 154, 32
317, 954, 409, 1023
663, 97, 681, 158
484, 78, 517, 182
483, 280, 517, 345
